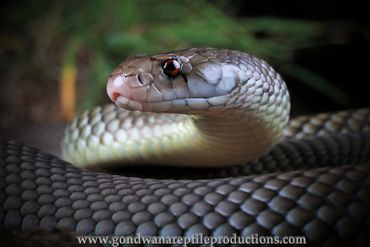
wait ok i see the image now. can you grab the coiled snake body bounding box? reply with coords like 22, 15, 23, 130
1, 48, 370, 245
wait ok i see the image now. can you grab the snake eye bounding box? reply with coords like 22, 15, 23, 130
163, 58, 181, 77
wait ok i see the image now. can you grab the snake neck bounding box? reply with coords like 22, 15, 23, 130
170, 111, 286, 167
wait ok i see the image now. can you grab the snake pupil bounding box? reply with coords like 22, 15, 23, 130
163, 58, 181, 77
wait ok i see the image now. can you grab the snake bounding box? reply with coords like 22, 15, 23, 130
1, 48, 370, 246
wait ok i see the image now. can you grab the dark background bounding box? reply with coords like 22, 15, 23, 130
232, 0, 370, 112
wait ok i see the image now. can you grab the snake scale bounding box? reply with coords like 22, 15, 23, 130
1, 48, 370, 246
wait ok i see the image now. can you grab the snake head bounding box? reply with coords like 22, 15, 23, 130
106, 48, 250, 114
107, 48, 289, 117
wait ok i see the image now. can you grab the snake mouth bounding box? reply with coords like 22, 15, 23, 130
112, 92, 121, 101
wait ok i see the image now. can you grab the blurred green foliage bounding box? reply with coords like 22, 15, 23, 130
1, 0, 357, 110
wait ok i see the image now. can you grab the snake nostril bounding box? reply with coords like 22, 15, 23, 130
112, 92, 121, 101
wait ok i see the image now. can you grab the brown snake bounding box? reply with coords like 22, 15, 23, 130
1, 48, 370, 246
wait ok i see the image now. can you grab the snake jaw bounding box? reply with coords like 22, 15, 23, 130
115, 95, 144, 111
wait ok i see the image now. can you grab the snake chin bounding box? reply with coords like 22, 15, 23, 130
115, 95, 145, 111
115, 94, 217, 114
115, 95, 176, 112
